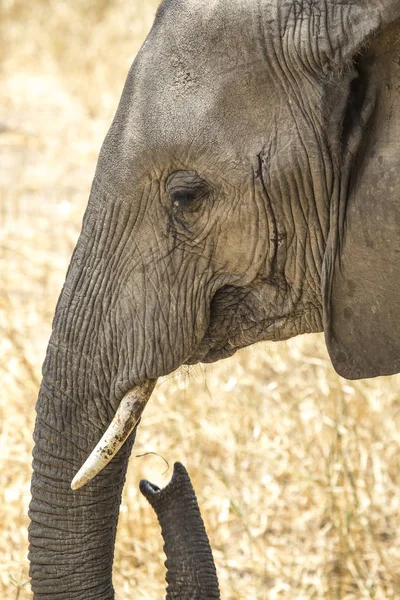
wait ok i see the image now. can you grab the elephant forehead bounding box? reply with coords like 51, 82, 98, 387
98, 0, 288, 190
151, 0, 265, 78
134, 66, 276, 156
123, 9, 280, 166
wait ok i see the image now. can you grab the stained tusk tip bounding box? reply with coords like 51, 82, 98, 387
70, 380, 157, 491
71, 474, 84, 491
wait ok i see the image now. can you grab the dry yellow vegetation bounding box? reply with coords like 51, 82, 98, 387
1, 2, 400, 599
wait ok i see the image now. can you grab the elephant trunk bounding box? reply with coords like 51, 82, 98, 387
140, 463, 221, 600
29, 377, 137, 599
28, 177, 153, 599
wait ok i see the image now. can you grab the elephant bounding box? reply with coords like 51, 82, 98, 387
140, 462, 221, 599
28, 0, 400, 598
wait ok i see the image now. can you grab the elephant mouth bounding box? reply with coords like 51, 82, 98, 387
185, 283, 278, 365
187, 278, 325, 366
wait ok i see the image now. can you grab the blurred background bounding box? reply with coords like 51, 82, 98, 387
1, 1, 400, 598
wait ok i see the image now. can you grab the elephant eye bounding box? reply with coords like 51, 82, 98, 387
171, 187, 207, 212
166, 171, 211, 214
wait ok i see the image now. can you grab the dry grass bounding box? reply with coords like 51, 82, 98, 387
1, 2, 400, 598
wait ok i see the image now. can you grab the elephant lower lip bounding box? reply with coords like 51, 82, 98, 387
186, 341, 237, 365
185, 351, 209, 365
201, 346, 237, 363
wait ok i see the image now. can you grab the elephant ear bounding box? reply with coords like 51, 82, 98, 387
322, 3, 400, 379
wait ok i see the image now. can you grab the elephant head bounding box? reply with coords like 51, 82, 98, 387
29, 1, 400, 598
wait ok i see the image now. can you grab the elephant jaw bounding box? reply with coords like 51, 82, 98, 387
71, 379, 157, 490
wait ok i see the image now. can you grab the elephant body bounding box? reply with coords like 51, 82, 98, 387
29, 1, 400, 598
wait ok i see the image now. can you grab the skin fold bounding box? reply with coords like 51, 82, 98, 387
28, 1, 400, 598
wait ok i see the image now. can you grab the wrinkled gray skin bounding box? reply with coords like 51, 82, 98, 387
29, 1, 400, 598
140, 463, 221, 599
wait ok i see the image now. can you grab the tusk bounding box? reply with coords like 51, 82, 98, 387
71, 379, 157, 491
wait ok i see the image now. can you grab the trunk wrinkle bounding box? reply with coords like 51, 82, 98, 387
140, 463, 221, 600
